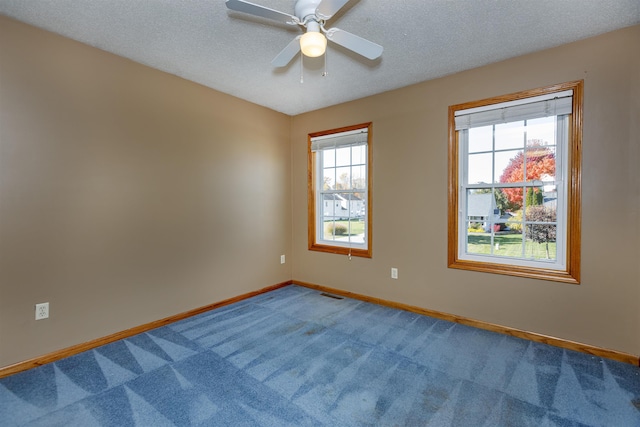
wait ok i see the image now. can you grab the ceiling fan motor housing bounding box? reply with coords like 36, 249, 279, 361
295, 0, 323, 24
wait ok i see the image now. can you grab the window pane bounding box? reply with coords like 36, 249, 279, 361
466, 189, 495, 231
541, 175, 557, 193
335, 147, 351, 167
323, 194, 338, 221
335, 167, 351, 190
323, 218, 338, 241
495, 121, 525, 151
525, 224, 557, 260
343, 193, 354, 218
354, 194, 366, 217
499, 186, 523, 217
523, 187, 545, 211
495, 149, 522, 184
493, 188, 509, 214
323, 218, 365, 243
467, 229, 491, 255
466, 226, 526, 257
323, 149, 335, 168
347, 218, 365, 244
525, 144, 556, 183
526, 116, 556, 146
352, 145, 366, 165
523, 187, 544, 211
525, 203, 556, 223
469, 125, 493, 153
323, 168, 335, 190
495, 230, 524, 258
468, 152, 492, 184
352, 165, 366, 190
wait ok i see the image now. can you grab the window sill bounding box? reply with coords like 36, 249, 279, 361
309, 243, 372, 258
448, 257, 579, 284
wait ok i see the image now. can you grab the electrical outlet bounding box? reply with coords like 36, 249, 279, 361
35, 302, 49, 320
280, 255, 285, 264
391, 268, 398, 279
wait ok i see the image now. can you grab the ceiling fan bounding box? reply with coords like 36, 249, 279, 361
226, 0, 383, 67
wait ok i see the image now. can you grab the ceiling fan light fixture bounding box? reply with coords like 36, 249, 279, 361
300, 30, 327, 57
300, 20, 326, 57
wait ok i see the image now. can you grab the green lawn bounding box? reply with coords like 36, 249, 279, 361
324, 219, 365, 238
467, 232, 556, 260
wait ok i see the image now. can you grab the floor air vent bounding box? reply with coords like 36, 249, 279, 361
320, 293, 344, 300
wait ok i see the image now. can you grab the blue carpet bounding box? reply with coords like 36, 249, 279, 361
1, 285, 639, 426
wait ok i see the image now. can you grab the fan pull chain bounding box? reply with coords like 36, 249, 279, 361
322, 49, 328, 77
320, 22, 329, 77
300, 51, 304, 83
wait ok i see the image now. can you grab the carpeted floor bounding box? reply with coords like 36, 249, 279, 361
1, 285, 639, 426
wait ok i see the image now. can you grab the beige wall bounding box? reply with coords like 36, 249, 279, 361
0, 16, 292, 368
291, 25, 640, 356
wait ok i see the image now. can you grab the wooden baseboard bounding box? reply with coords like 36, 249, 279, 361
4, 279, 636, 378
294, 280, 640, 367
0, 281, 292, 379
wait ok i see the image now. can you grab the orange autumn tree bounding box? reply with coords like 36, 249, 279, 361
499, 141, 555, 209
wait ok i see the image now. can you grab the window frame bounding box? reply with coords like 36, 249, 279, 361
308, 122, 373, 258
448, 81, 582, 283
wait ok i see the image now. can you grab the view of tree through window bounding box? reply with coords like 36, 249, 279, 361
465, 117, 559, 261
448, 81, 582, 283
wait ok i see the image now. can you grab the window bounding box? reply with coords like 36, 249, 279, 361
308, 123, 372, 258
448, 81, 582, 283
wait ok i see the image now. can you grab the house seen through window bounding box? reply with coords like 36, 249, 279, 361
308, 123, 372, 258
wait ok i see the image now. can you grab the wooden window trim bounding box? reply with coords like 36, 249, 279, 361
308, 122, 373, 258
448, 81, 582, 283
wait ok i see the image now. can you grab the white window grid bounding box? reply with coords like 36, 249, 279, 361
458, 115, 569, 270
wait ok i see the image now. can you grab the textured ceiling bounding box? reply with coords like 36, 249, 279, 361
1, 0, 638, 115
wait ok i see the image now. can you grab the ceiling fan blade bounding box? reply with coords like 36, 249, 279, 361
325, 28, 383, 60
226, 0, 299, 26
315, 0, 350, 20
271, 36, 302, 67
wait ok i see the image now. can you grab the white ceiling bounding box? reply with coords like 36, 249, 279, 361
1, 1, 638, 116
